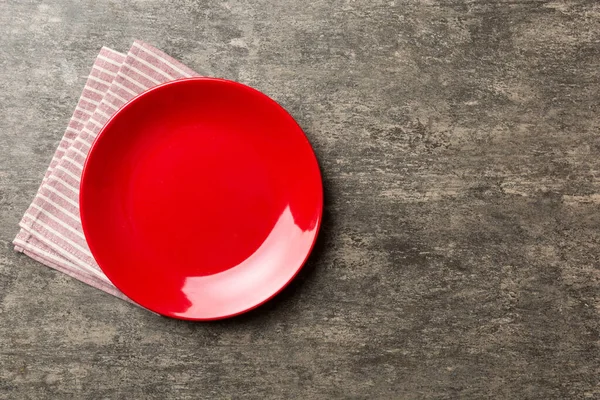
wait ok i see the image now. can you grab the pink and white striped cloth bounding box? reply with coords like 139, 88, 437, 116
14, 40, 199, 301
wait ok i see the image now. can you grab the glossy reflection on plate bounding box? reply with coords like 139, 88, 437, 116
80, 78, 323, 320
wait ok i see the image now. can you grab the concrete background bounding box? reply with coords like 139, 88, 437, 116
1, 0, 599, 398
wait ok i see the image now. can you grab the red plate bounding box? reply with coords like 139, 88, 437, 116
80, 78, 323, 320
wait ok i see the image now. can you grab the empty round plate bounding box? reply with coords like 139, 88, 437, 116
80, 78, 323, 320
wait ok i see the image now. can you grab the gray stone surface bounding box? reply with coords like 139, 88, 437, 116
1, 0, 599, 398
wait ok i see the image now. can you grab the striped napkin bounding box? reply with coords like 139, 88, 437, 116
14, 40, 198, 301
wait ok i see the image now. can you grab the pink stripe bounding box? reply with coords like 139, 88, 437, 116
85, 80, 111, 92
32, 196, 80, 224
81, 87, 106, 101
114, 74, 149, 96
43, 176, 79, 199
120, 64, 162, 88
110, 85, 136, 103
133, 40, 197, 78
20, 215, 87, 251
76, 101, 98, 114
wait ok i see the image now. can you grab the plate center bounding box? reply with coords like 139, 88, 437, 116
127, 124, 283, 276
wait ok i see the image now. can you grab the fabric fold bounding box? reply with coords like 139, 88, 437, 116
15, 41, 199, 303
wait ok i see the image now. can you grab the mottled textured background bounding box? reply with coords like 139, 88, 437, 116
1, 1, 599, 399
